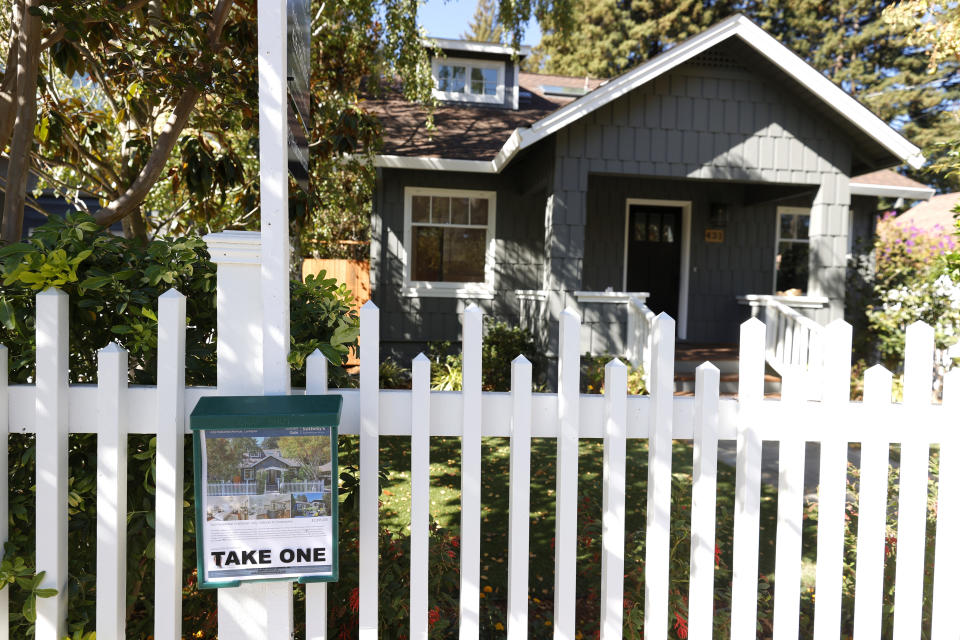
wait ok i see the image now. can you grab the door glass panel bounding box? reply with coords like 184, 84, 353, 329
776, 241, 809, 293
662, 215, 676, 243
633, 212, 646, 241
647, 217, 660, 242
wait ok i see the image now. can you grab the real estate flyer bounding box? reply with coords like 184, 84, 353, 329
197, 425, 336, 585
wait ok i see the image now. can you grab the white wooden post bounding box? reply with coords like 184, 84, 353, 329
359, 300, 380, 640
34, 288, 68, 640
306, 350, 329, 640
772, 368, 804, 640
931, 369, 960, 640
96, 343, 128, 640
410, 353, 431, 640
730, 317, 765, 640
461, 304, 483, 639
258, 0, 290, 396
555, 309, 581, 640
688, 362, 719, 640
645, 312, 675, 640
853, 365, 892, 640
813, 319, 851, 640
600, 359, 627, 640
507, 355, 532, 640
892, 321, 934, 640
0, 343, 8, 640
155, 289, 186, 640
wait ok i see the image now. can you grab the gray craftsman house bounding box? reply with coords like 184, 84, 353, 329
367, 15, 932, 362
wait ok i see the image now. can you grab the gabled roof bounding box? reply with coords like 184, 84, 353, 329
897, 193, 960, 234
850, 169, 934, 200
375, 14, 924, 174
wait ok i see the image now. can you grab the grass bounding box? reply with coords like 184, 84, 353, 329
374, 436, 792, 635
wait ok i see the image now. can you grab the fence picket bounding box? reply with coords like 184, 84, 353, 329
853, 365, 892, 640
306, 350, 329, 640
359, 301, 380, 640
772, 368, 805, 640
155, 289, 186, 640
645, 313, 675, 640
730, 317, 766, 640
892, 322, 934, 640
813, 320, 852, 640
930, 369, 960, 640
555, 309, 581, 639
601, 359, 627, 640
0, 344, 7, 640
507, 356, 533, 640
461, 304, 483, 640
688, 362, 719, 640
96, 343, 128, 640
34, 289, 69, 640
410, 353, 431, 640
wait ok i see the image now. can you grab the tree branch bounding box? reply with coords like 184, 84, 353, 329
92, 0, 235, 227
0, 0, 24, 153
39, 0, 150, 51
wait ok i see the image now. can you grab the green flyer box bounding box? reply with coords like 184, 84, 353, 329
190, 395, 342, 589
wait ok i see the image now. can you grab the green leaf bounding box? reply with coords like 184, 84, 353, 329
110, 325, 132, 335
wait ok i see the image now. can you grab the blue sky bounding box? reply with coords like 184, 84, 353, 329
417, 0, 542, 45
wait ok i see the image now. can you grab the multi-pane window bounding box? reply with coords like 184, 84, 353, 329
775, 207, 810, 294
406, 189, 494, 288
432, 59, 503, 103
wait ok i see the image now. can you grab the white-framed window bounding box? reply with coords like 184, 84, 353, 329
431, 57, 505, 104
402, 187, 497, 298
774, 206, 811, 294
243, 468, 255, 481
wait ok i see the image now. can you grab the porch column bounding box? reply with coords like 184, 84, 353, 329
543, 170, 587, 356
807, 173, 850, 325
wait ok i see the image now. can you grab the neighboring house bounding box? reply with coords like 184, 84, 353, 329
239, 448, 301, 492
896, 192, 960, 236
367, 15, 933, 360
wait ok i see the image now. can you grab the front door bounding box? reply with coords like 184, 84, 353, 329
625, 203, 682, 319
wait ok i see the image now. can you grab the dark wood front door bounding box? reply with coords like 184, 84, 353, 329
625, 203, 682, 319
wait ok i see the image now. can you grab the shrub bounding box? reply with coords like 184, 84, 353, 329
580, 353, 647, 395
428, 318, 541, 392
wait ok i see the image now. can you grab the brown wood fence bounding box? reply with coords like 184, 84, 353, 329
302, 258, 370, 365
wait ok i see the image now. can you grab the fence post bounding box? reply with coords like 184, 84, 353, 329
306, 350, 329, 640
0, 344, 7, 640
626, 301, 638, 367
813, 319, 851, 640
892, 321, 934, 639
155, 289, 186, 640
359, 300, 380, 640
461, 304, 483, 639
688, 362, 719, 640
34, 288, 68, 640
601, 359, 627, 640
96, 343, 128, 640
853, 365, 892, 640
554, 308, 581, 640
410, 353, 431, 640
645, 312, 675, 640
931, 368, 960, 640
772, 368, 805, 640
507, 355, 532, 640
730, 317, 765, 640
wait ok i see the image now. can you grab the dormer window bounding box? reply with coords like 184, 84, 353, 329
432, 57, 505, 104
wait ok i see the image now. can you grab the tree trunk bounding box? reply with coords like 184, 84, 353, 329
0, 0, 41, 245
0, 1, 23, 154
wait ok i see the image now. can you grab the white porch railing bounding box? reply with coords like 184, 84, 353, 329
278, 481, 325, 494
3, 286, 960, 640
626, 294, 657, 382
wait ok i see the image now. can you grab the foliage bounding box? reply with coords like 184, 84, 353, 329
379, 357, 412, 389
862, 213, 959, 379
462, 0, 505, 43
428, 319, 540, 391
288, 271, 360, 388
580, 353, 647, 395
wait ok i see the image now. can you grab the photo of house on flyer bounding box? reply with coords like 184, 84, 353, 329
197, 425, 336, 585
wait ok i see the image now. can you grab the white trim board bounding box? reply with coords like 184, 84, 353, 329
621, 198, 692, 340
849, 182, 935, 200
382, 15, 924, 173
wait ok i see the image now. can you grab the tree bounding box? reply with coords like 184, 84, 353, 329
462, 0, 504, 44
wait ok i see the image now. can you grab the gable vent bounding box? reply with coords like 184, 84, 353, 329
688, 49, 744, 70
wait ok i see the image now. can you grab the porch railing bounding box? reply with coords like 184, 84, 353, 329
278, 481, 325, 494
626, 294, 657, 383
207, 481, 258, 496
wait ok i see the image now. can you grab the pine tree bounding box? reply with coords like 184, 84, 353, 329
462, 0, 505, 43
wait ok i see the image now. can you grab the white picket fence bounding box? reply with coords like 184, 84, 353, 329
2, 287, 960, 640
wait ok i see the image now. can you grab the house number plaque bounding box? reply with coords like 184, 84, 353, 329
190, 395, 342, 588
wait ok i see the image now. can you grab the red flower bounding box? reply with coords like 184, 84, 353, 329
349, 587, 359, 613
673, 610, 688, 640
428, 607, 441, 629
714, 545, 721, 569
